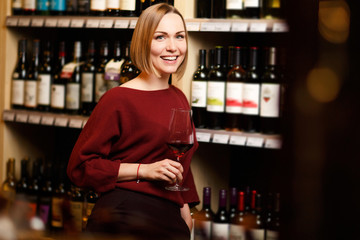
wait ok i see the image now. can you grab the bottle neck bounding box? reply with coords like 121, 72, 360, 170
249, 47, 258, 69
73, 41, 82, 62
237, 191, 245, 211
218, 189, 227, 209
202, 187, 211, 209
199, 49, 207, 68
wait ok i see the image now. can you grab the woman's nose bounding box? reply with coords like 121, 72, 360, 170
166, 38, 176, 51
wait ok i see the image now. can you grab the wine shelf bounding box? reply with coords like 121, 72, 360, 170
2, 109, 282, 149
5, 16, 289, 33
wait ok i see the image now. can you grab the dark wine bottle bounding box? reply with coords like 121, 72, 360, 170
225, 46, 246, 131
15, 157, 32, 226
208, 48, 215, 71
23, 0, 36, 15
211, 189, 229, 239
78, 0, 90, 15
11, 39, 28, 109
229, 187, 237, 221
36, 0, 50, 15
12, 0, 23, 15
50, 0, 66, 15
248, 193, 265, 240
51, 41, 67, 113
28, 158, 43, 219
229, 191, 246, 240
196, 0, 211, 18
1, 158, 17, 211
226, 0, 245, 18
51, 163, 68, 232
38, 161, 53, 230
212, 0, 226, 18
24, 39, 40, 110
81, 40, 96, 116
242, 46, 260, 132
70, 186, 85, 232
120, 41, 139, 84
193, 187, 214, 240
244, 0, 261, 18
95, 41, 109, 103
120, 0, 137, 17
207, 46, 227, 130
260, 47, 281, 134
37, 41, 53, 112
265, 193, 280, 240
83, 190, 99, 230
191, 49, 209, 129
106, 0, 120, 16
66, 0, 78, 15
90, 0, 106, 16
105, 40, 123, 89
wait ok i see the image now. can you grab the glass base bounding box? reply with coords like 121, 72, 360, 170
165, 184, 189, 191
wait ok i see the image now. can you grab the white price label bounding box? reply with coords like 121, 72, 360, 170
212, 134, 230, 144
201, 22, 231, 31
54, 117, 68, 127
129, 19, 138, 29
18, 18, 31, 27
272, 22, 289, 32
200, 22, 216, 31
3, 111, 15, 121
28, 114, 41, 124
31, 18, 44, 27
265, 138, 282, 149
229, 135, 247, 146
69, 119, 83, 128
114, 19, 130, 28
246, 137, 264, 147
99, 19, 114, 28
58, 19, 71, 28
15, 113, 28, 123
6, 17, 18, 26
250, 22, 267, 32
231, 22, 249, 32
41, 116, 55, 126
86, 19, 100, 28
45, 18, 57, 27
196, 132, 212, 143
186, 22, 200, 31
71, 19, 85, 28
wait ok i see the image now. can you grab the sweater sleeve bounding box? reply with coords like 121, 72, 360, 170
67, 91, 122, 193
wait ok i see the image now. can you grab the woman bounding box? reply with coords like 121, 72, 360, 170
67, 3, 199, 239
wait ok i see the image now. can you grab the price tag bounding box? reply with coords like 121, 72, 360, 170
229, 135, 247, 146
212, 133, 230, 144
86, 19, 100, 28
186, 22, 201, 31
18, 18, 31, 27
99, 19, 114, 28
6, 17, 19, 27
246, 137, 264, 148
200, 22, 216, 31
249, 22, 267, 32
196, 132, 211, 143
69, 119, 83, 128
2, 111, 15, 121
15, 113, 28, 123
45, 18, 57, 27
54, 117, 68, 127
265, 138, 282, 149
272, 22, 289, 32
58, 19, 71, 28
129, 19, 138, 29
71, 19, 85, 28
28, 114, 41, 124
31, 18, 44, 27
114, 19, 130, 29
41, 116, 55, 126
231, 22, 249, 32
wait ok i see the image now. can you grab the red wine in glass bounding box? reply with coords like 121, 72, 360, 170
167, 142, 194, 160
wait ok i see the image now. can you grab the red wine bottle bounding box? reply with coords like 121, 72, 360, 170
11, 39, 28, 109
120, 41, 139, 84
229, 191, 246, 240
37, 40, 53, 112
81, 40, 96, 116
211, 189, 229, 239
191, 49, 209, 129
105, 41, 124, 89
51, 41, 67, 113
193, 187, 214, 239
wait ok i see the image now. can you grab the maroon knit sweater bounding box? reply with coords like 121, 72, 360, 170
67, 85, 199, 207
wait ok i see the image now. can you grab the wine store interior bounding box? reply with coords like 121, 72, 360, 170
1, 0, 359, 239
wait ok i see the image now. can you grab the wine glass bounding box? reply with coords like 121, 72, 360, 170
165, 108, 194, 191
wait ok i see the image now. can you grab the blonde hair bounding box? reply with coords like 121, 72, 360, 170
130, 3, 188, 79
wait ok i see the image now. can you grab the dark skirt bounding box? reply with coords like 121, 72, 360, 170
85, 188, 190, 240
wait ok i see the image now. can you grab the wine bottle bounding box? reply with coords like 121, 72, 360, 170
11, 39, 28, 109
225, 46, 246, 131
196, 0, 211, 18
78, 0, 90, 15
83, 190, 99, 230
207, 46, 227, 130
66, 0, 78, 15
193, 187, 214, 240
119, 41, 138, 84
265, 193, 280, 240
36, 0, 50, 15
208, 49, 215, 71
51, 163, 68, 232
227, 46, 235, 72
226, 0, 245, 18
190, 206, 199, 240
229, 187, 237, 221
260, 47, 281, 134
1, 158, 17, 211
70, 186, 85, 232
38, 161, 53, 229
137, 0, 150, 16
90, 0, 106, 16
81, 40, 96, 116
51, 41, 67, 113
24, 39, 40, 110
212, 0, 226, 18
37, 41, 53, 112
15, 157, 32, 227
242, 47, 260, 132
229, 191, 246, 240
120, 0, 137, 17
249, 193, 265, 240
64, 41, 83, 115
28, 158, 43, 219
105, 40, 124, 89
211, 189, 229, 240
244, 0, 260, 18
191, 49, 209, 129
106, 0, 120, 16
23, 0, 36, 15
262, 0, 281, 19
95, 41, 109, 103
50, 0, 66, 15
12, 0, 23, 15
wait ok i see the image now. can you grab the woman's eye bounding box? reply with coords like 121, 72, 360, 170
176, 34, 185, 39
155, 35, 165, 40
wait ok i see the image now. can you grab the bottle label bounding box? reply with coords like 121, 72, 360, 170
260, 83, 280, 117
13, 0, 22, 9
266, 230, 279, 240
242, 83, 260, 115
211, 222, 230, 240
23, 0, 36, 9
51, 197, 64, 227
66, 83, 80, 110
25, 81, 37, 107
227, 0, 244, 10
191, 81, 207, 108
226, 82, 243, 113
229, 224, 246, 240
194, 220, 211, 240
120, 0, 136, 11
90, 0, 106, 11
50, 0, 66, 11
95, 73, 107, 102
60, 62, 83, 79
107, 0, 120, 8
207, 81, 225, 112
244, 0, 260, 8
70, 201, 83, 232
104, 59, 124, 81
37, 0, 50, 10
12, 79, 25, 105
37, 74, 51, 105
81, 72, 94, 102
250, 229, 265, 240
51, 84, 65, 108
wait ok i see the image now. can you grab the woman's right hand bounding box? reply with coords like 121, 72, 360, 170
139, 159, 184, 184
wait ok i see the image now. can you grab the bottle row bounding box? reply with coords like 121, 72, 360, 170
191, 186, 280, 240
11, 38, 139, 116
191, 46, 286, 134
12, 0, 173, 17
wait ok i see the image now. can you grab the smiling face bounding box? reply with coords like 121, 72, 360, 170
150, 13, 187, 78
